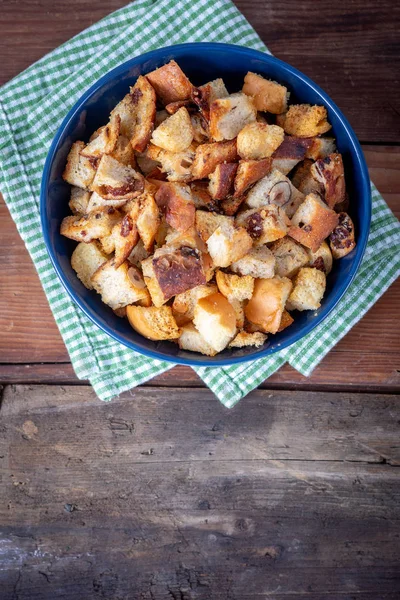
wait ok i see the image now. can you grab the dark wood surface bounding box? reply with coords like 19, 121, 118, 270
0, 1, 399, 598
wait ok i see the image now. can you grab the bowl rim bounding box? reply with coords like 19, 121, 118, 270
40, 42, 371, 367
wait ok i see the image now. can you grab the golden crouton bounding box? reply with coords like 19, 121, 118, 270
216, 270, 254, 301
136, 191, 160, 251
284, 104, 331, 138
69, 186, 91, 215
228, 331, 267, 348
126, 305, 180, 341
86, 191, 128, 213
190, 182, 218, 211
190, 113, 209, 143
209, 93, 257, 141
155, 182, 195, 233
193, 292, 237, 352
277, 309, 294, 332
242, 72, 289, 114
310, 153, 346, 208
290, 159, 323, 197
208, 163, 238, 200
245, 277, 293, 334
270, 237, 310, 279
195, 211, 233, 243
62, 141, 97, 189
236, 205, 288, 245
178, 323, 217, 356
307, 241, 333, 274
329, 212, 356, 259
206, 221, 253, 268
237, 122, 284, 160
146, 60, 193, 105
191, 139, 238, 179
172, 283, 218, 325
151, 107, 194, 153
220, 195, 246, 217
71, 241, 108, 290
305, 137, 336, 161
245, 168, 305, 218
127, 239, 150, 268
165, 99, 192, 114
276, 112, 287, 128
289, 193, 339, 252
233, 158, 272, 198
109, 135, 136, 167
91, 155, 144, 201
105, 206, 140, 268
230, 246, 276, 279
146, 143, 196, 182
60, 208, 121, 243
191, 78, 229, 121
270, 135, 313, 175
91, 259, 149, 309
286, 267, 326, 311
81, 113, 120, 159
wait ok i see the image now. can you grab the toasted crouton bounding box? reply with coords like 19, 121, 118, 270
236, 205, 288, 245
209, 93, 257, 141
276, 112, 287, 128
242, 72, 289, 114
109, 135, 136, 167
91, 259, 148, 309
69, 186, 91, 215
60, 208, 121, 243
126, 305, 180, 341
81, 113, 120, 159
310, 153, 346, 208
307, 241, 333, 274
178, 323, 217, 356
286, 267, 326, 311
86, 191, 128, 213
216, 271, 254, 301
136, 191, 161, 251
127, 239, 150, 268
329, 212, 356, 258
190, 113, 209, 143
277, 309, 294, 332
146, 60, 193, 105
220, 195, 246, 216
191, 78, 229, 121
146, 143, 196, 182
71, 241, 108, 289
270, 237, 310, 279
284, 104, 331, 138
233, 158, 272, 198
165, 99, 193, 114
105, 206, 140, 268
305, 137, 336, 161
91, 155, 144, 200
245, 277, 293, 334
270, 135, 313, 175
229, 298, 245, 328
290, 159, 323, 197
151, 107, 194, 153
190, 182, 218, 211
245, 169, 305, 218
208, 163, 238, 200
172, 283, 218, 325
62, 141, 97, 189
229, 331, 267, 348
237, 122, 284, 160
155, 182, 195, 232
289, 193, 339, 252
230, 246, 276, 279
206, 221, 253, 268
195, 211, 233, 243
191, 139, 238, 179
193, 292, 237, 352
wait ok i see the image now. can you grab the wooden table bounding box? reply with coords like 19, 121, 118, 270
1, 1, 399, 598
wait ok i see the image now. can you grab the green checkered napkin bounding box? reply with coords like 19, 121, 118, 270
0, 0, 399, 407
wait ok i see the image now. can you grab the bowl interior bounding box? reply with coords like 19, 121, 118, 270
42, 43, 370, 366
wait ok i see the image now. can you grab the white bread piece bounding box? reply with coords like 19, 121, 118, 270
310, 153, 346, 209
216, 270, 254, 302
286, 267, 326, 311
270, 237, 310, 279
284, 104, 331, 138
206, 221, 253, 268
91, 155, 144, 200
155, 182, 195, 233
210, 93, 257, 141
192, 78, 230, 121
91, 260, 148, 309
110, 135, 136, 167
136, 191, 160, 251
236, 205, 288, 245
195, 211, 233, 243
126, 305, 180, 341
193, 292, 237, 352
230, 245, 276, 279
245, 168, 305, 218
127, 239, 150, 267
178, 323, 217, 356
191, 139, 238, 179
290, 159, 323, 197
172, 283, 218, 325
229, 331, 267, 348
86, 191, 128, 213
135, 150, 161, 176
71, 241, 108, 290
199, 78, 229, 103
245, 276, 293, 334
146, 143, 196, 182
69, 186, 91, 215
151, 107, 194, 152
104, 204, 140, 267
81, 113, 120, 159
230, 297, 245, 329
146, 60, 193, 105
237, 122, 284, 160
305, 137, 336, 161
329, 212, 356, 259
62, 141, 97, 189
242, 72, 289, 114
307, 241, 333, 275
191, 113, 209, 143
288, 193, 339, 252
60, 208, 121, 243
233, 158, 272, 198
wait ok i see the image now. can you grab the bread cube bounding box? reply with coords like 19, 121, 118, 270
230, 246, 276, 279
69, 187, 91, 215
193, 293, 237, 352
192, 78, 229, 120
155, 182, 195, 233
242, 72, 289, 114
210, 93, 256, 141
305, 137, 336, 161
270, 135, 313, 175
172, 283, 218, 325
270, 237, 310, 278
60, 208, 121, 243
245, 277, 293, 334
190, 113, 209, 143
237, 122, 284, 160
307, 241, 333, 275
126, 305, 180, 341
290, 159, 323, 197
81, 113, 120, 159
310, 153, 346, 208
288, 193, 339, 252
91, 155, 144, 200
229, 331, 267, 348
216, 270, 254, 302
191, 139, 238, 179
206, 221, 253, 268
277, 309, 294, 332
286, 267, 326, 311
127, 239, 150, 268
178, 323, 217, 356
151, 107, 194, 153
146, 60, 193, 105
91, 259, 149, 309
86, 191, 128, 213
146, 143, 196, 182
62, 141, 97, 189
106, 208, 140, 268
208, 163, 237, 200
71, 241, 108, 290
190, 182, 218, 211
233, 158, 272, 198
195, 211, 233, 243
245, 168, 305, 218
110, 135, 136, 167
220, 195, 246, 216
284, 104, 331, 138
329, 212, 356, 258
135, 191, 160, 251
165, 99, 192, 114
236, 205, 288, 245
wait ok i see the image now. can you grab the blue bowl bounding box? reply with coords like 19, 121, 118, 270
40, 43, 371, 366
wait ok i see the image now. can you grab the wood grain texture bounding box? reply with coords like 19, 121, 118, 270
0, 385, 399, 599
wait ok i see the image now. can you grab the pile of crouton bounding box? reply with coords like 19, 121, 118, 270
61, 60, 356, 356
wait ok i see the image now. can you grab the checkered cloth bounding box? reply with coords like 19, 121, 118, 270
0, 0, 399, 407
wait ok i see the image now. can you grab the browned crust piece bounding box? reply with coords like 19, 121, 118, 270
277, 310, 294, 332
165, 99, 194, 114
208, 163, 238, 200
155, 182, 195, 232
329, 212, 356, 258
288, 194, 339, 253
311, 153, 346, 209
190, 181, 220, 212
152, 246, 206, 301
91, 155, 145, 201
191, 139, 238, 179
191, 86, 211, 121
130, 76, 157, 152
233, 158, 272, 198
271, 135, 313, 174
290, 159, 323, 196
111, 209, 140, 268
220, 195, 245, 216
146, 60, 193, 105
